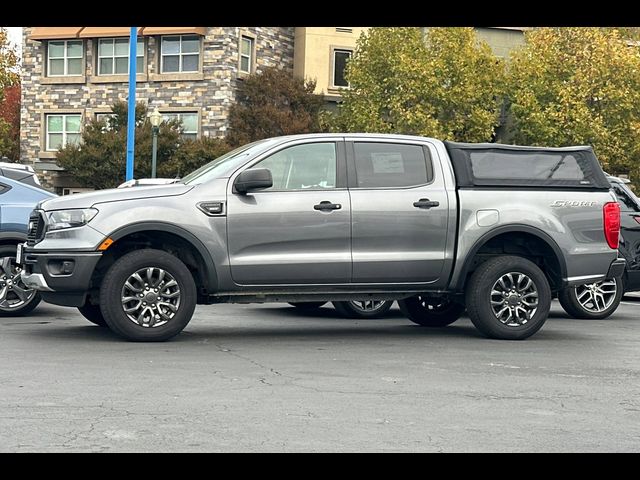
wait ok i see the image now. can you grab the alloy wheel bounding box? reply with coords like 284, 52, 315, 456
490, 271, 539, 327
0, 256, 37, 311
574, 279, 618, 313
121, 267, 181, 328
347, 300, 389, 313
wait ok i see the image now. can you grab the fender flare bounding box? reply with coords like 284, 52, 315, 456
107, 222, 218, 292
454, 224, 568, 291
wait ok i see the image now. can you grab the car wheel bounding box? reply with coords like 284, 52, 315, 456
465, 255, 551, 340
77, 303, 107, 327
398, 295, 464, 327
332, 300, 393, 318
288, 302, 327, 310
100, 249, 197, 342
558, 276, 623, 320
0, 245, 41, 317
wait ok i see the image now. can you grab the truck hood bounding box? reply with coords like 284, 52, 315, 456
38, 183, 194, 211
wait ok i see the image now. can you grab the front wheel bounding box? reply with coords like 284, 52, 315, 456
100, 249, 197, 342
0, 245, 41, 317
465, 256, 551, 340
558, 277, 623, 320
398, 295, 464, 327
332, 300, 393, 319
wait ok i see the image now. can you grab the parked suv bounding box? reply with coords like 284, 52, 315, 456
558, 174, 640, 319
20, 134, 623, 341
0, 174, 55, 315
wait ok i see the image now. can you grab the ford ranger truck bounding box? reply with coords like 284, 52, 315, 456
19, 134, 624, 341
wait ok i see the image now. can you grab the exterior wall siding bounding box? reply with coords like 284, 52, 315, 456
20, 27, 294, 188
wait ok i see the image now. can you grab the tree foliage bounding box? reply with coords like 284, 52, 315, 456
56, 101, 231, 190
0, 28, 19, 160
0, 28, 18, 92
0, 84, 21, 160
330, 27, 506, 142
506, 27, 640, 179
226, 67, 326, 147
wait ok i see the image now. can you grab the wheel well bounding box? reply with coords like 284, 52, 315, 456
0, 239, 22, 247
462, 231, 564, 292
89, 230, 212, 304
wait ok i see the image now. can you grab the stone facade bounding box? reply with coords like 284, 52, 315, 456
20, 27, 295, 192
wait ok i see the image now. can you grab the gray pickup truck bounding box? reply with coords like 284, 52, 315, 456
20, 134, 624, 341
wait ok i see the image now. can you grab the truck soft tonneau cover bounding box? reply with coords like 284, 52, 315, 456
444, 141, 611, 190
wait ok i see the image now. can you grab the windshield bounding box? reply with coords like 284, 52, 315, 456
181, 139, 270, 185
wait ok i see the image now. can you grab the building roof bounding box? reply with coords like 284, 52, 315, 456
28, 27, 207, 41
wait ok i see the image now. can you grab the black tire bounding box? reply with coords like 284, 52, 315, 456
100, 249, 197, 342
332, 300, 393, 319
558, 276, 623, 320
288, 302, 327, 310
465, 255, 551, 340
398, 295, 465, 327
0, 245, 42, 317
77, 303, 107, 327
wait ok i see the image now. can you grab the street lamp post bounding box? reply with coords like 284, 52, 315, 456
149, 108, 162, 179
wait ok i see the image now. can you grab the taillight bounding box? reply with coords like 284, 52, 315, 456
604, 202, 621, 249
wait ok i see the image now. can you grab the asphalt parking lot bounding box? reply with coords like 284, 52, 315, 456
1, 299, 639, 452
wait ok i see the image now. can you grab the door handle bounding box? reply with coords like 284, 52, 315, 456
413, 198, 440, 209
314, 201, 342, 211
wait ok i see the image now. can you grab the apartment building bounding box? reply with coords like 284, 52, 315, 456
20, 27, 527, 193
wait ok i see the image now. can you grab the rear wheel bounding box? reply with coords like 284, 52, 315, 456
558, 277, 623, 320
288, 302, 327, 310
398, 295, 464, 327
465, 255, 551, 340
332, 300, 393, 319
100, 249, 197, 342
0, 245, 41, 317
77, 303, 107, 327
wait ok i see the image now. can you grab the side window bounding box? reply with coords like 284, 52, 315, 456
613, 185, 640, 212
353, 143, 433, 188
0, 183, 9, 195
255, 143, 337, 191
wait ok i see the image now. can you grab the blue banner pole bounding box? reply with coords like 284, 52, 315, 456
125, 26, 138, 181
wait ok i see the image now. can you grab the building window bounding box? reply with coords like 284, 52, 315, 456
97, 38, 144, 75
46, 114, 82, 151
161, 35, 200, 73
239, 35, 254, 74
47, 40, 83, 76
332, 49, 352, 88
162, 112, 198, 140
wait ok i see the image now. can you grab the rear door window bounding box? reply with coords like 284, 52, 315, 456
353, 143, 433, 188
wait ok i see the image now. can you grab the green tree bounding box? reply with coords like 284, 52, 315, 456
506, 28, 640, 179
226, 66, 326, 147
330, 27, 505, 142
56, 101, 231, 189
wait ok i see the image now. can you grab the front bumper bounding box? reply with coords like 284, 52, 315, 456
21, 249, 102, 307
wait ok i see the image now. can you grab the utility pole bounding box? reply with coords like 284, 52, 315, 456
125, 27, 137, 181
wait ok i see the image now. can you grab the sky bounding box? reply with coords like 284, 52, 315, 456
4, 26, 22, 55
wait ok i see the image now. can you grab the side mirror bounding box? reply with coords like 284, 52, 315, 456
234, 168, 273, 194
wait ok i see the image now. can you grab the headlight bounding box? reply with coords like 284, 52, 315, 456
47, 208, 98, 231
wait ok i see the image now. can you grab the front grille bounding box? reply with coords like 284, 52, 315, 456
26, 210, 45, 246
